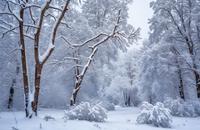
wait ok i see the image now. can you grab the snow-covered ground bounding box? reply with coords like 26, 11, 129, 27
0, 107, 200, 130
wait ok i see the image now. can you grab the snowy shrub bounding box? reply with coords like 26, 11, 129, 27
64, 102, 107, 122
139, 101, 153, 110
164, 98, 200, 117
137, 102, 172, 128
164, 98, 185, 116
101, 101, 115, 111
88, 99, 115, 111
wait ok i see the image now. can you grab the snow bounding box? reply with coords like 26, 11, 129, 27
1, 107, 200, 130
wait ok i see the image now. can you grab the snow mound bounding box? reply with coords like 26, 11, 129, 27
64, 102, 107, 122
137, 102, 172, 128
164, 98, 200, 117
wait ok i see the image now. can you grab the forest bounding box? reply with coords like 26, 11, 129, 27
0, 0, 200, 130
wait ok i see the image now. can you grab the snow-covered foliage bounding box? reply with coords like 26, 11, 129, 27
100, 101, 115, 111
164, 98, 200, 117
135, 0, 200, 103
64, 102, 107, 122
98, 47, 141, 106
136, 102, 172, 128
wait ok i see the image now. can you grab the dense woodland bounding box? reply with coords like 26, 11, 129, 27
1, 0, 200, 123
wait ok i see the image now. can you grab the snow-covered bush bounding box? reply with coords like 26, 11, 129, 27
101, 101, 115, 111
64, 102, 107, 122
137, 102, 172, 128
164, 98, 200, 117
164, 98, 184, 116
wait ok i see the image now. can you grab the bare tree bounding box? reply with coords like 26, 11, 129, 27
61, 10, 139, 106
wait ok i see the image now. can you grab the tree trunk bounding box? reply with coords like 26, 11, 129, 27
8, 81, 15, 109
70, 81, 81, 106
193, 64, 200, 98
176, 59, 185, 99
185, 38, 200, 98
196, 26, 200, 98
190, 48, 200, 98
19, 8, 30, 117
31, 64, 43, 116
178, 69, 185, 100
123, 89, 131, 107
178, 68, 184, 99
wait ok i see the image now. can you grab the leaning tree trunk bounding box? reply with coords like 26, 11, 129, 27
70, 81, 81, 106
70, 48, 98, 106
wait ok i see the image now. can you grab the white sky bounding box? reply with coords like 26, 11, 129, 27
128, 0, 153, 42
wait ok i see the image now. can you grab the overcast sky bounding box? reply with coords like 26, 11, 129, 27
128, 0, 153, 42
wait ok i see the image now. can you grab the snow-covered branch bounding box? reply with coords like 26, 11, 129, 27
39, 0, 71, 64
78, 48, 98, 78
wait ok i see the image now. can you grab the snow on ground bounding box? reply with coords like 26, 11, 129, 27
0, 106, 200, 130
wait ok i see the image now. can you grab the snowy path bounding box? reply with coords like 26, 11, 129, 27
0, 107, 200, 130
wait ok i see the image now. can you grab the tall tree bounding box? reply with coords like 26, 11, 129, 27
148, 0, 200, 100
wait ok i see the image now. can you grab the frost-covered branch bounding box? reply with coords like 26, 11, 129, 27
39, 0, 71, 64
1, 0, 22, 22
61, 33, 109, 48
0, 25, 18, 38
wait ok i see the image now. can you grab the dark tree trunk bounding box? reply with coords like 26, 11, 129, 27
176, 58, 185, 100
8, 81, 15, 109
70, 83, 81, 106
178, 67, 184, 99
171, 46, 185, 99
123, 89, 131, 107
193, 64, 200, 98
32, 64, 43, 116
19, 7, 30, 117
